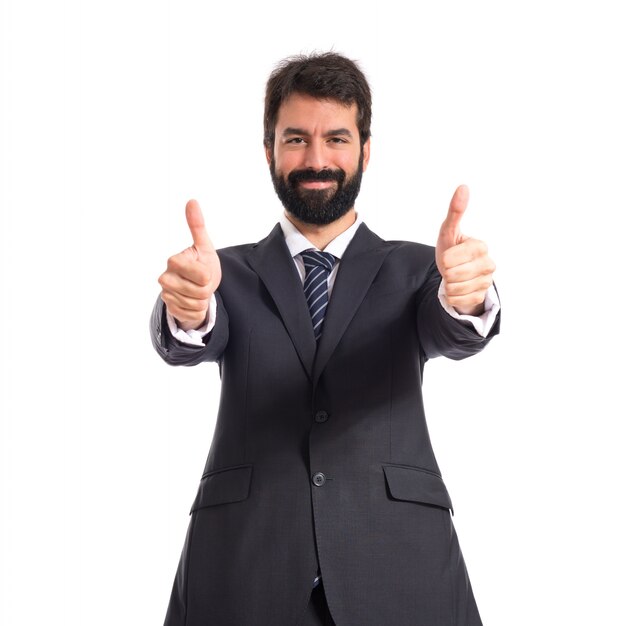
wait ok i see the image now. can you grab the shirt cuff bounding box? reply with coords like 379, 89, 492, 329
437, 281, 500, 338
165, 293, 218, 346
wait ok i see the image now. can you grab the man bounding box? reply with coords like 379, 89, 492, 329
152, 52, 500, 626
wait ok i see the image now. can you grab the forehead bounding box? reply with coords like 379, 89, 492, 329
275, 93, 359, 132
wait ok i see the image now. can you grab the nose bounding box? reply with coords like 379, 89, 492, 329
302, 140, 328, 171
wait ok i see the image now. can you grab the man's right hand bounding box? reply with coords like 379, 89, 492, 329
158, 199, 222, 332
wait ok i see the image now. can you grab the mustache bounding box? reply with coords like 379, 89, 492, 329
287, 168, 346, 185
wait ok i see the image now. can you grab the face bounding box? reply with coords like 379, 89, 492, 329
266, 93, 371, 225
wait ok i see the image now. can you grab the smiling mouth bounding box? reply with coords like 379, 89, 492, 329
298, 180, 336, 189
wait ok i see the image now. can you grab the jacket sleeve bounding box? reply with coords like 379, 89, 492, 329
149, 291, 229, 366
416, 259, 501, 361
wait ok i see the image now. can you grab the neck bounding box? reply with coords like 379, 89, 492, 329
284, 209, 357, 250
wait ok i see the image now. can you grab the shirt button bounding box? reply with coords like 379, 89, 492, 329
312, 472, 326, 487
314, 410, 329, 423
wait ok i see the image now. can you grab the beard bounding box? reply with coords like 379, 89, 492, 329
269, 152, 364, 225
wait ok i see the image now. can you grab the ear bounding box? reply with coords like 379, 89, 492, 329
265, 144, 273, 166
361, 138, 371, 172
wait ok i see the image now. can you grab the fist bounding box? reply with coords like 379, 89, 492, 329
435, 185, 496, 316
158, 199, 222, 331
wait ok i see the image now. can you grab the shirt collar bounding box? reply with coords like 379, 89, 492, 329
278, 211, 363, 260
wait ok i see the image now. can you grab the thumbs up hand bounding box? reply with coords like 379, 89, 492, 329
435, 185, 495, 317
158, 200, 222, 331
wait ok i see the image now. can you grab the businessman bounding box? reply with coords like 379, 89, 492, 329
152, 52, 500, 626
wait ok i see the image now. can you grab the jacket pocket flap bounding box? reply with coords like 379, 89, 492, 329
190, 464, 253, 514
383, 464, 454, 515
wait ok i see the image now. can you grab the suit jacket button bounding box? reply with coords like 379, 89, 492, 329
312, 472, 326, 487
314, 410, 329, 423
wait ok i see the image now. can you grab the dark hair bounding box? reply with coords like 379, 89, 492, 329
263, 51, 372, 150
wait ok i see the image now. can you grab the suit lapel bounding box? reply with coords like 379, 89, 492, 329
312, 222, 391, 388
247, 223, 317, 381
247, 221, 391, 387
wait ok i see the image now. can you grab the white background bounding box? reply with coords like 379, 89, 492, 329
1, 1, 625, 624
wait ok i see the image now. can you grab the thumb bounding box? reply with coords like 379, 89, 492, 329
185, 199, 215, 254
441, 184, 469, 238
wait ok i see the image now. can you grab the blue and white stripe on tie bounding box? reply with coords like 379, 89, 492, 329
300, 249, 337, 341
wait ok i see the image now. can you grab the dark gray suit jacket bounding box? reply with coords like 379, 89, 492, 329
151, 221, 500, 626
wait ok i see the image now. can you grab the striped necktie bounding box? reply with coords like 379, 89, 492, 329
300, 249, 337, 341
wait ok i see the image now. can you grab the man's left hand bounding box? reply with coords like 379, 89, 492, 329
435, 185, 496, 317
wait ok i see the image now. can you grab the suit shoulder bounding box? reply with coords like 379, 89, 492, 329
379, 238, 436, 267
383, 238, 434, 252
214, 223, 279, 263
216, 241, 256, 256
214, 242, 256, 266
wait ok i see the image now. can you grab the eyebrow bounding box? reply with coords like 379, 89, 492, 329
281, 127, 354, 139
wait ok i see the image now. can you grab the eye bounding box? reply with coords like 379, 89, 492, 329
328, 137, 348, 144
286, 137, 305, 144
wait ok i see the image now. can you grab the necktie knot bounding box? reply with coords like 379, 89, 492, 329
300, 249, 336, 273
